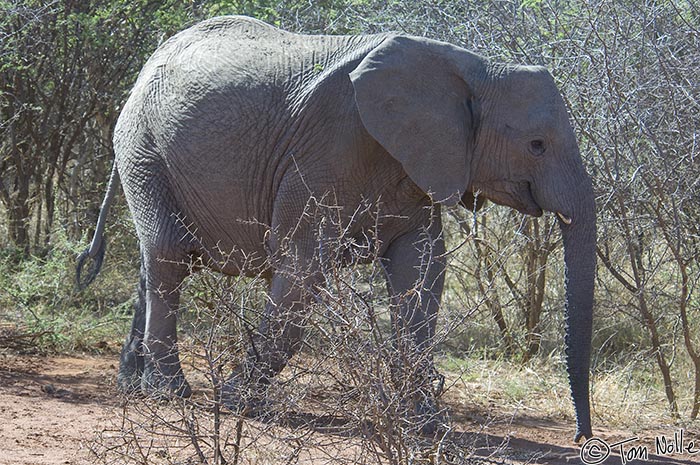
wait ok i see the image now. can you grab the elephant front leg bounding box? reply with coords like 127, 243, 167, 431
381, 218, 447, 435
140, 284, 191, 399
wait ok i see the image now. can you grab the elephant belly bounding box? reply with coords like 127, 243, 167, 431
168, 171, 274, 278
195, 220, 271, 278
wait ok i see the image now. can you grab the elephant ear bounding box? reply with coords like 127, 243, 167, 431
350, 36, 479, 206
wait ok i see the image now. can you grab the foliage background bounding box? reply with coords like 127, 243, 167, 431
1, 0, 699, 423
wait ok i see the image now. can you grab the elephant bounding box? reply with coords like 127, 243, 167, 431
77, 15, 596, 441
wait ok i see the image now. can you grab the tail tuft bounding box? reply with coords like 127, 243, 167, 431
75, 240, 106, 291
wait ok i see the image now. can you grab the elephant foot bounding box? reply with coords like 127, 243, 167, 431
220, 369, 271, 417
117, 342, 144, 394
411, 392, 448, 437
140, 355, 192, 399
403, 365, 448, 436
141, 369, 192, 399
117, 370, 143, 394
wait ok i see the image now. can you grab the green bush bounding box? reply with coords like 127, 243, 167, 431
0, 218, 137, 353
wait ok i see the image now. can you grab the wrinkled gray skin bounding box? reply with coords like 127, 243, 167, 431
78, 16, 596, 441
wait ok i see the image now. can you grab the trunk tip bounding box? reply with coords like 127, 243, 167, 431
574, 426, 593, 443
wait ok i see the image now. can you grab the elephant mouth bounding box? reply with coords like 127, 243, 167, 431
472, 181, 543, 217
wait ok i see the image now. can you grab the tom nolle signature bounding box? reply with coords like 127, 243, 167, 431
580, 429, 698, 464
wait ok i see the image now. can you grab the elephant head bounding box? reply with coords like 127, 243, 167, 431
350, 36, 596, 441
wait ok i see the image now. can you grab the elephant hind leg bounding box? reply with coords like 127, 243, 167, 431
136, 228, 196, 398
221, 262, 314, 412
117, 254, 147, 393
118, 155, 196, 398
117, 248, 194, 397
116, 246, 194, 398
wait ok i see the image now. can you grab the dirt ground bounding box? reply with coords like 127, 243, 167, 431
0, 353, 116, 465
0, 352, 697, 465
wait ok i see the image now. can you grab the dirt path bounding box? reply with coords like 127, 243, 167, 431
0, 353, 117, 465
0, 353, 697, 465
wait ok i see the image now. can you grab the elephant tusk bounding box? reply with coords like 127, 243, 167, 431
557, 212, 573, 225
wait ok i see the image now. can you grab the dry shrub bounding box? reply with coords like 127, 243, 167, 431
89, 200, 492, 465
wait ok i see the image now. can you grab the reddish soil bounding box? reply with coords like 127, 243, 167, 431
0, 353, 697, 465
0, 353, 116, 465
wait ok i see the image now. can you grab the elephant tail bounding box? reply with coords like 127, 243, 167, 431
76, 162, 120, 290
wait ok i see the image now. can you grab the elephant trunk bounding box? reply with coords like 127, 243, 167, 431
560, 178, 596, 442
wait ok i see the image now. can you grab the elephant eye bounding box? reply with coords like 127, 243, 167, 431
529, 139, 546, 157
